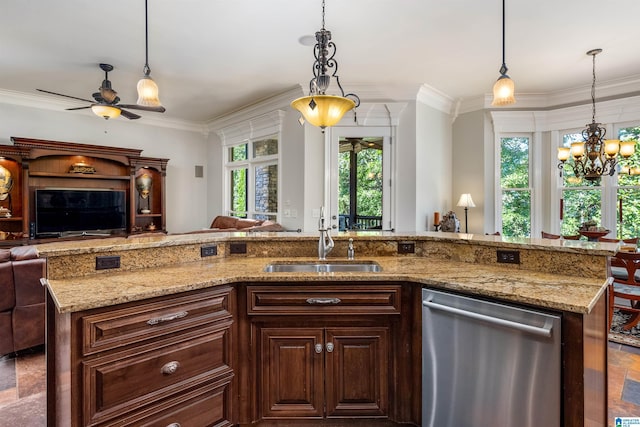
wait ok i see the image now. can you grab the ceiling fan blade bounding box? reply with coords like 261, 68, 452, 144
66, 106, 91, 111
36, 89, 94, 104
118, 104, 166, 113
119, 109, 141, 120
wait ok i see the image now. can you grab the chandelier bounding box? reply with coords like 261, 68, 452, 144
557, 49, 635, 180
291, 0, 360, 131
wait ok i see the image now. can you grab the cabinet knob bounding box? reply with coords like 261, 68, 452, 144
161, 361, 181, 375
315, 343, 323, 354
326, 342, 334, 353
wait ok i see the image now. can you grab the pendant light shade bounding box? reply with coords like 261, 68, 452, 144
291, 95, 356, 129
492, 75, 515, 106
291, 0, 359, 131
491, 0, 516, 106
91, 104, 121, 120
136, 0, 162, 108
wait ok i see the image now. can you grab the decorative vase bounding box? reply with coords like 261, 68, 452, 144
135, 173, 152, 214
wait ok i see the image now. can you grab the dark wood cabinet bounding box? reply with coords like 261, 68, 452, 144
0, 137, 169, 244
47, 286, 235, 427
242, 283, 409, 423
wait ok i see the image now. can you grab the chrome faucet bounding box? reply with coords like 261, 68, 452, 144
318, 207, 334, 260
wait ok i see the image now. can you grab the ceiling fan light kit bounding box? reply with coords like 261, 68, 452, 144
291, 0, 360, 131
91, 104, 121, 120
136, 0, 162, 108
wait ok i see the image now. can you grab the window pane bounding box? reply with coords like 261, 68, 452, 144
618, 189, 640, 239
254, 164, 277, 214
561, 189, 601, 235
230, 168, 247, 216
618, 126, 640, 186
338, 151, 350, 216
229, 144, 248, 163
253, 138, 278, 158
500, 137, 529, 188
561, 133, 586, 187
502, 190, 531, 237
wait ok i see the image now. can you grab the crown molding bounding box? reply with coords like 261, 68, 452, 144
0, 88, 207, 134
459, 74, 640, 113
417, 84, 456, 114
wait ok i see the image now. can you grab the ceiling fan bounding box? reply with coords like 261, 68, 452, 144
37, 63, 166, 120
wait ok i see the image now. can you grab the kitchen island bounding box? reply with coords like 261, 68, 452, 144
40, 232, 614, 426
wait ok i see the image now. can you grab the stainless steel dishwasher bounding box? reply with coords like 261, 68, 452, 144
422, 288, 561, 427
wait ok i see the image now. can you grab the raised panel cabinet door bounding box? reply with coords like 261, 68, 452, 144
260, 327, 324, 419
324, 327, 390, 418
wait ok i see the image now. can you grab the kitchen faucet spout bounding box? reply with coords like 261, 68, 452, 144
318, 207, 334, 260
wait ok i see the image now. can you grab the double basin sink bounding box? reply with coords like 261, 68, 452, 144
264, 260, 382, 273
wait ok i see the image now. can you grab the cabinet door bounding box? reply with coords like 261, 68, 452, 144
260, 327, 324, 419
324, 327, 389, 417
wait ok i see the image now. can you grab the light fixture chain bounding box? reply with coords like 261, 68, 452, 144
321, 0, 326, 30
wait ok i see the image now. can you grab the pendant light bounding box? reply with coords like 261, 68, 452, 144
136, 0, 163, 108
491, 0, 516, 106
557, 49, 635, 180
291, 0, 360, 131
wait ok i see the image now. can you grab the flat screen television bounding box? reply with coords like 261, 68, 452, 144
35, 189, 127, 237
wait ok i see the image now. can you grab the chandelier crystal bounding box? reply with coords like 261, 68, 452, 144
557, 49, 635, 180
291, 0, 360, 131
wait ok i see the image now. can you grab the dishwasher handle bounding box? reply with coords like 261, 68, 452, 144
422, 299, 554, 338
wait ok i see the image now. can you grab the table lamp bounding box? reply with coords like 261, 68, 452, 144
456, 193, 476, 233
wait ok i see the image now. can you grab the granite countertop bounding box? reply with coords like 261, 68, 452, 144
44, 255, 607, 315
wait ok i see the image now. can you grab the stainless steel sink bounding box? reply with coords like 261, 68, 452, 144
264, 261, 382, 273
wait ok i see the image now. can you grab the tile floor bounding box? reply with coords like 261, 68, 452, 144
1, 343, 640, 426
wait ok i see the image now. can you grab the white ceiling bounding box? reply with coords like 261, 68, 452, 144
2, 0, 640, 124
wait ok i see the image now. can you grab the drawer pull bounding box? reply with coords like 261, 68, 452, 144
147, 311, 188, 325
306, 297, 341, 305
315, 343, 323, 353
161, 361, 181, 375
326, 342, 334, 353
166, 424, 181, 427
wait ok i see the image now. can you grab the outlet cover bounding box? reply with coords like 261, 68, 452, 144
96, 255, 121, 270
230, 242, 247, 254
201, 244, 217, 257
497, 250, 520, 264
398, 241, 415, 254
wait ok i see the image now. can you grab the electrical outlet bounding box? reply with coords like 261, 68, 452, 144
497, 250, 520, 264
398, 242, 415, 254
201, 244, 217, 257
96, 255, 121, 270
230, 242, 247, 254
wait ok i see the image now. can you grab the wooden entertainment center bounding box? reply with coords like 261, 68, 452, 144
0, 137, 168, 245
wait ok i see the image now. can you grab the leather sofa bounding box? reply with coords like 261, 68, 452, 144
0, 246, 46, 355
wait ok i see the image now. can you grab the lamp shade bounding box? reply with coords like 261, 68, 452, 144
557, 147, 570, 162
620, 140, 636, 158
91, 104, 121, 120
136, 76, 162, 107
604, 139, 620, 157
491, 76, 516, 106
456, 193, 476, 208
291, 95, 355, 129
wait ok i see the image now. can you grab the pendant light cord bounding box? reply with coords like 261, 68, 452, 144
143, 0, 150, 76
500, 0, 507, 73
321, 0, 326, 30
591, 52, 596, 124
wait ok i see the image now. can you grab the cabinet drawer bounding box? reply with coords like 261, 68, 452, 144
112, 375, 233, 427
83, 323, 232, 425
82, 286, 233, 355
247, 284, 401, 315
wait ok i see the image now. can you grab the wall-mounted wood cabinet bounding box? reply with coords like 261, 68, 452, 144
0, 137, 169, 245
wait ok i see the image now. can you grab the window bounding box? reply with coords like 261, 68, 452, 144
225, 136, 278, 220
500, 136, 531, 237
616, 125, 640, 238
560, 131, 602, 235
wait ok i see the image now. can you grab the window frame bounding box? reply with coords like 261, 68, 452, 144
223, 135, 279, 220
